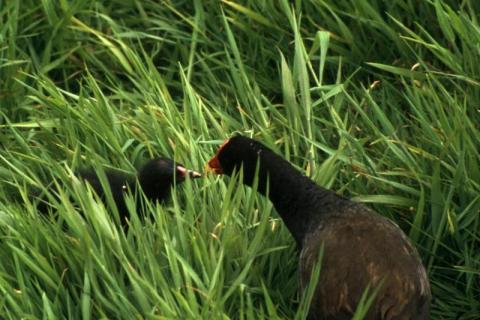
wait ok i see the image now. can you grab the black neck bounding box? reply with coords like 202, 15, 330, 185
243, 149, 339, 245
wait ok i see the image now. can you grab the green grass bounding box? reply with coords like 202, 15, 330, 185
0, 0, 479, 318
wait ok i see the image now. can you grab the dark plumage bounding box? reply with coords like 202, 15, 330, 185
206, 136, 431, 320
37, 157, 201, 224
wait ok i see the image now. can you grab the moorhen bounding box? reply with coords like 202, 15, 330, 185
206, 136, 431, 320
37, 157, 201, 224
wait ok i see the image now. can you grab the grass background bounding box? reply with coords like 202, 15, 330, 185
0, 0, 479, 318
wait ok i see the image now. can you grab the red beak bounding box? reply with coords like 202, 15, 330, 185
206, 156, 224, 174
205, 139, 230, 174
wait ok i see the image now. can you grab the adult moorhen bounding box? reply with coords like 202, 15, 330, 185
37, 157, 201, 224
206, 135, 431, 320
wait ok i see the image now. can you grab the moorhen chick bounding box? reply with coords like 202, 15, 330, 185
37, 157, 201, 224
206, 136, 431, 320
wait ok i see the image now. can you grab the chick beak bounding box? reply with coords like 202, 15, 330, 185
176, 166, 202, 179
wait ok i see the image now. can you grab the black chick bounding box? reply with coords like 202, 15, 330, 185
206, 136, 431, 320
37, 157, 201, 224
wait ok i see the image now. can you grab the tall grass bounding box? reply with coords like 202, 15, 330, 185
0, 0, 479, 318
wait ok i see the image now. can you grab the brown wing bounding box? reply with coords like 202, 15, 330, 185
300, 210, 431, 320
